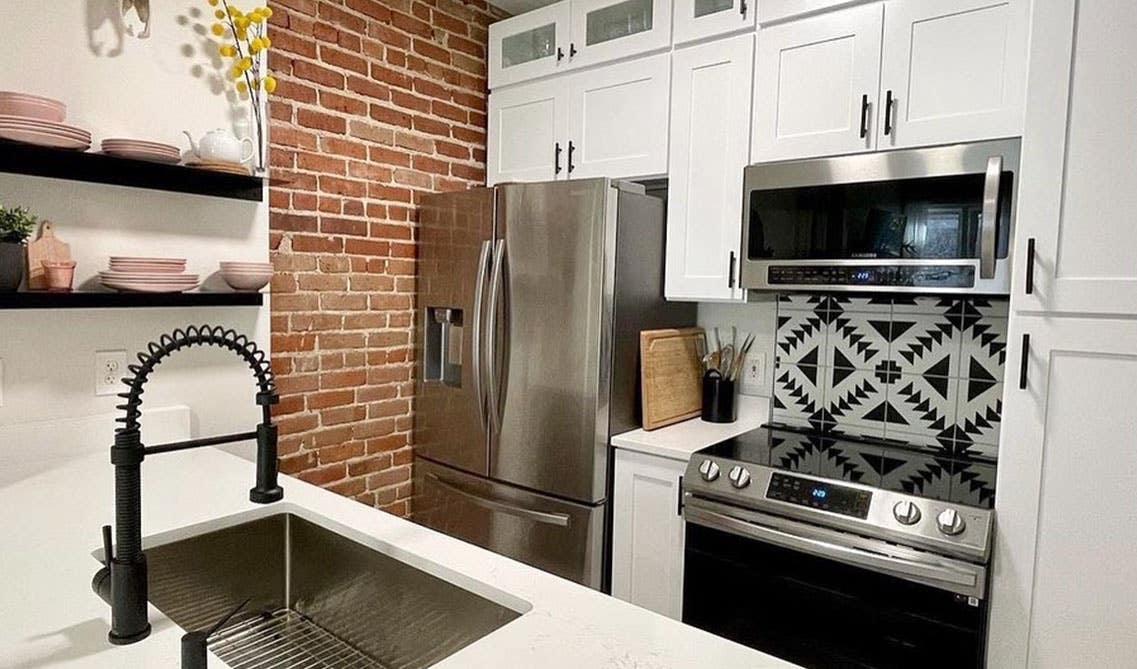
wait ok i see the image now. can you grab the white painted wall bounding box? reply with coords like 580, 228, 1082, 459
696, 294, 777, 400
0, 1, 268, 465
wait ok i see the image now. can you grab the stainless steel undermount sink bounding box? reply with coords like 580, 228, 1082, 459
137, 510, 526, 668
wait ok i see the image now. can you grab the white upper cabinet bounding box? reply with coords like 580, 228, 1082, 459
666, 35, 753, 301
752, 3, 883, 162
569, 0, 672, 69
1011, 0, 1137, 315
673, 0, 756, 46
567, 53, 670, 179
487, 78, 569, 185
489, 1, 572, 90
878, 0, 1028, 150
759, 0, 871, 25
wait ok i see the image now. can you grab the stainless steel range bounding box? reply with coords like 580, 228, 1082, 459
682, 426, 995, 668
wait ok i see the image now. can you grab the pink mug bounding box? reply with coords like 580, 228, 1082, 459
41, 259, 76, 292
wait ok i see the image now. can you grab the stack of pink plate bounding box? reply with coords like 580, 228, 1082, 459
101, 138, 181, 164
100, 257, 199, 293
0, 91, 89, 150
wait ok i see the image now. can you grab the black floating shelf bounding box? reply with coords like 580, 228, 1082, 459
0, 291, 264, 310
0, 142, 264, 202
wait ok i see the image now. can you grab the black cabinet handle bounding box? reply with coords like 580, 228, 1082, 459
569, 43, 577, 58
1025, 237, 1036, 295
556, 46, 565, 62
740, 0, 747, 15
677, 476, 684, 516
567, 140, 575, 173
728, 251, 736, 288
884, 90, 895, 136
859, 94, 870, 139
554, 142, 562, 174
1019, 333, 1030, 390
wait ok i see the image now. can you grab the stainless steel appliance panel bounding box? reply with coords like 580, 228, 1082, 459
489, 179, 615, 503
415, 188, 495, 476
413, 458, 605, 588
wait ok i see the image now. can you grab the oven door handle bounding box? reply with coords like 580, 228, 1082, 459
979, 155, 1003, 280
685, 505, 981, 593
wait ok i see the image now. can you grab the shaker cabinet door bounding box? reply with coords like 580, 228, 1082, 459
752, 2, 883, 162
488, 1, 572, 90
1011, 0, 1137, 315
568, 0, 672, 68
487, 79, 569, 185
567, 53, 670, 179
878, 0, 1028, 151
666, 35, 752, 301
673, 0, 755, 46
611, 449, 686, 619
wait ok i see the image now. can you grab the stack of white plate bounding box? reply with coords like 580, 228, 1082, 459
101, 138, 181, 164
100, 257, 198, 293
0, 91, 90, 150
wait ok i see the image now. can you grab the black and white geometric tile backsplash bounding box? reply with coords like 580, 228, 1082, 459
772, 294, 1008, 462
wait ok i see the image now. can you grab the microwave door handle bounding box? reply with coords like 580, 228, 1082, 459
472, 241, 492, 432
980, 155, 1003, 279
685, 505, 980, 592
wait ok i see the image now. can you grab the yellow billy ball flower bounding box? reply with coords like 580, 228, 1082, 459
230, 65, 243, 79
249, 12, 264, 23
263, 7, 273, 18
250, 37, 263, 51
240, 57, 253, 70
264, 75, 277, 93
235, 16, 249, 29
207, 0, 218, 5
214, 9, 225, 19
236, 80, 248, 93
262, 37, 272, 49
211, 23, 225, 36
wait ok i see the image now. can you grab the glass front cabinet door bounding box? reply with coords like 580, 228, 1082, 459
569, 0, 672, 68
489, 1, 572, 90
674, 0, 755, 45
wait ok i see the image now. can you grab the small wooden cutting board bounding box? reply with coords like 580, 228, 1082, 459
26, 222, 70, 290
640, 327, 705, 431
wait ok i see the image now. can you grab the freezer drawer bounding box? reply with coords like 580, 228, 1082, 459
412, 458, 605, 589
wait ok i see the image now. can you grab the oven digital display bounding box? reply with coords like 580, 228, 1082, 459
766, 473, 872, 518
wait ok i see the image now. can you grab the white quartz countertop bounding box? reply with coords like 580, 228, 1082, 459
612, 395, 770, 461
1, 446, 796, 668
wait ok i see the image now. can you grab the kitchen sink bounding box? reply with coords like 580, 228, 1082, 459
138, 510, 526, 668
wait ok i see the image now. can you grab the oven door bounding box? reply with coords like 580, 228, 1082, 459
683, 498, 988, 669
740, 138, 1020, 294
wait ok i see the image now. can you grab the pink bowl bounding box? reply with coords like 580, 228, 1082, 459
0, 93, 65, 122
220, 267, 272, 291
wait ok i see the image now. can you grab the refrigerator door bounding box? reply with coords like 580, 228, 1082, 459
413, 458, 605, 589
414, 188, 495, 476
489, 179, 616, 504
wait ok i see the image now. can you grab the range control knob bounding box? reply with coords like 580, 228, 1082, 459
728, 465, 751, 489
936, 508, 966, 536
892, 500, 922, 526
698, 459, 720, 482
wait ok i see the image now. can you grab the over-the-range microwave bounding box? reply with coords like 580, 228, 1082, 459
740, 138, 1020, 294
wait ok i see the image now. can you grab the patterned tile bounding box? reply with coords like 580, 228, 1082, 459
826, 311, 891, 370
827, 295, 894, 314
948, 459, 997, 509
877, 451, 954, 500
777, 293, 829, 312
769, 432, 823, 475
772, 363, 824, 431
775, 310, 826, 367
822, 366, 887, 440
888, 311, 962, 378
817, 439, 883, 486
954, 380, 1004, 458
960, 316, 1008, 383
884, 374, 959, 453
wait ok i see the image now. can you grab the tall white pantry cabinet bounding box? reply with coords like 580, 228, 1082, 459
988, 1, 1137, 666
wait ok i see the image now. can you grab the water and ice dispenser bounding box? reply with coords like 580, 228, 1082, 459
424, 307, 462, 387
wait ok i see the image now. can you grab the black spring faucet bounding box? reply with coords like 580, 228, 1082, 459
92, 325, 283, 645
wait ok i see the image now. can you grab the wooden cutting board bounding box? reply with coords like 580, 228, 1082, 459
26, 222, 70, 290
640, 327, 705, 431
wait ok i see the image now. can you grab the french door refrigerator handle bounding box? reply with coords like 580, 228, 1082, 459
426, 473, 571, 526
685, 505, 982, 593
980, 155, 1003, 279
486, 239, 507, 435
472, 240, 492, 432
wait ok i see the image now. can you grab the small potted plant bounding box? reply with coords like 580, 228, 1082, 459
0, 204, 37, 291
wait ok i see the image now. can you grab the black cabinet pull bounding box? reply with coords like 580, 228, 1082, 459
1025, 237, 1036, 295
569, 43, 577, 58
859, 94, 870, 139
677, 476, 684, 516
567, 140, 575, 173
884, 90, 895, 136
740, 0, 747, 15
556, 46, 565, 62
1018, 333, 1030, 390
728, 251, 736, 288
554, 142, 562, 174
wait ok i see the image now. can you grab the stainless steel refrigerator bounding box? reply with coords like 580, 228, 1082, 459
412, 178, 694, 590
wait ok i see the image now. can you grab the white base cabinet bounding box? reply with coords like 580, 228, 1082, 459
666, 35, 752, 301
611, 448, 686, 619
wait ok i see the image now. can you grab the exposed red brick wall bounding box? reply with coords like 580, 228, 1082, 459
266, 0, 508, 516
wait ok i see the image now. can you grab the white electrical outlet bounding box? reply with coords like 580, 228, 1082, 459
95, 350, 128, 396
739, 352, 768, 396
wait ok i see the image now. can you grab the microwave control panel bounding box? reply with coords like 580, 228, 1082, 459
768, 265, 975, 288
766, 473, 872, 519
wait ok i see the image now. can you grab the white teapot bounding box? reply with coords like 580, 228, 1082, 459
183, 128, 254, 164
